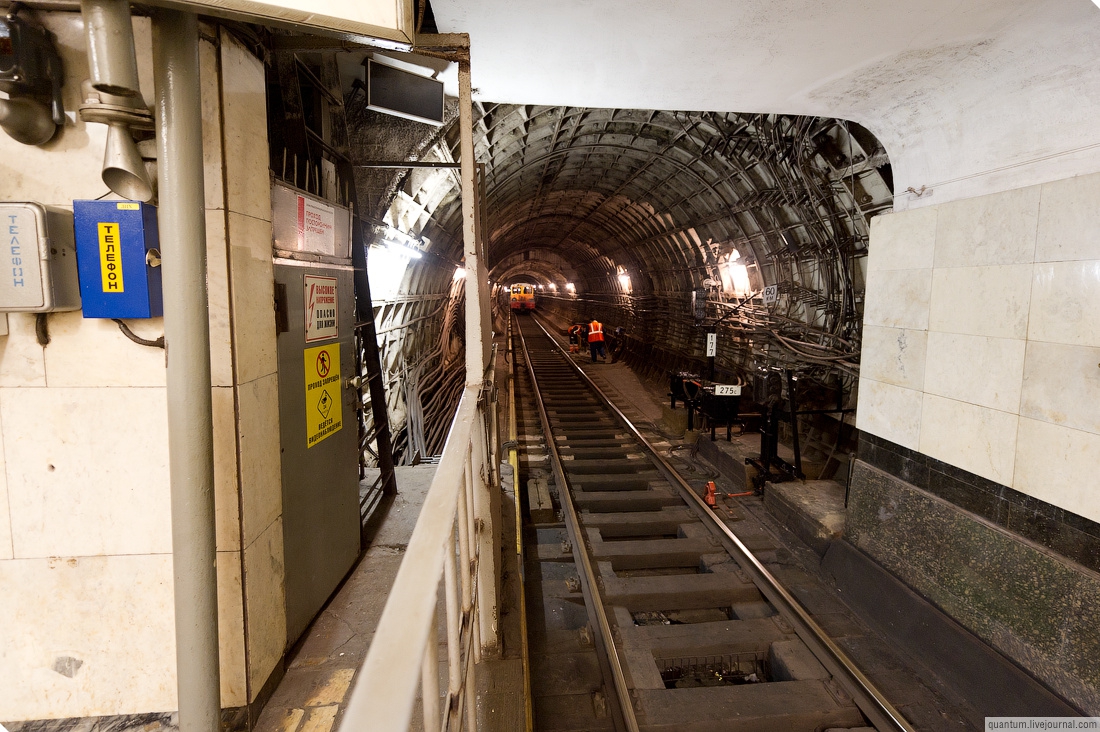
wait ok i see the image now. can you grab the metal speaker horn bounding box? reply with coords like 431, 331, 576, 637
103, 122, 153, 201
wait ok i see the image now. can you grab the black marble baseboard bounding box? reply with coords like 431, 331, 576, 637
858, 431, 1100, 574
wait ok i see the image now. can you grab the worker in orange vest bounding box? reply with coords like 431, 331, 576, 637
588, 318, 606, 362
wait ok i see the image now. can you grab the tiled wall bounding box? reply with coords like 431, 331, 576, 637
0, 17, 283, 722
857, 171, 1100, 528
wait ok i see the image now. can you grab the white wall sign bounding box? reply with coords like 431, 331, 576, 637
304, 274, 339, 343
714, 384, 741, 396
297, 196, 336, 256
706, 332, 716, 357
763, 285, 778, 305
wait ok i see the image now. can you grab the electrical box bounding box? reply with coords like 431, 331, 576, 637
0, 202, 81, 312
73, 200, 162, 319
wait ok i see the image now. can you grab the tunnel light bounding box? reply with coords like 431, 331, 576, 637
549, 283, 557, 290
729, 248, 741, 261
453, 267, 466, 280
617, 266, 632, 293
385, 239, 423, 259
565, 282, 575, 293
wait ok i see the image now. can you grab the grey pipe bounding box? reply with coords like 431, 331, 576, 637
152, 10, 220, 732
82, 0, 143, 98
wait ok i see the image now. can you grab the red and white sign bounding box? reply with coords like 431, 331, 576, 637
297, 195, 336, 256
304, 274, 339, 343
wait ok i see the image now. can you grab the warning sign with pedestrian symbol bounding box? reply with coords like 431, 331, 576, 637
304, 344, 342, 448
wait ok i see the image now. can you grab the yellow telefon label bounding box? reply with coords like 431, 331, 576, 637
98, 222, 124, 293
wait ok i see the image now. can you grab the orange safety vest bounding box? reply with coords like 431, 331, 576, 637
588, 320, 604, 342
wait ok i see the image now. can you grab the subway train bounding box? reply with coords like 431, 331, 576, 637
509, 282, 537, 311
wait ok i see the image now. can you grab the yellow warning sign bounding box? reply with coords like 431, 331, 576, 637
98, 222, 124, 293
304, 344, 342, 448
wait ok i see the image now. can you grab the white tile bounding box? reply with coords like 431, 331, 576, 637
212, 386, 241, 552
0, 313, 46, 387
207, 210, 234, 388
238, 373, 283, 547
860, 325, 927, 390
1020, 341, 1100, 436
933, 185, 1040, 268
856, 378, 923, 451
217, 550, 247, 708
867, 207, 937, 272
200, 34, 226, 212
862, 268, 932, 330
1014, 418, 1100, 525
44, 312, 167, 388
928, 264, 1033, 339
923, 332, 1026, 413
245, 516, 287, 697
221, 30, 273, 223
229, 213, 278, 384
3, 387, 172, 558
0, 409, 10, 560
0, 554, 177, 719
1035, 171, 1100, 263
918, 394, 1018, 486
1028, 260, 1100, 348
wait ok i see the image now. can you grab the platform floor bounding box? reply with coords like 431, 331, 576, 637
254, 465, 438, 732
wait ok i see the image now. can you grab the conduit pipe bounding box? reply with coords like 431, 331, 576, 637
152, 10, 220, 732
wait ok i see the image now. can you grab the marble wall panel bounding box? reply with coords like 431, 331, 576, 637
237, 373, 282, 547
1020, 341, 1100, 436
928, 264, 1033, 339
867, 207, 937, 272
923, 332, 1026, 413
43, 314, 167, 388
1028, 260, 1100, 348
862, 268, 932, 330
200, 32, 226, 212
860, 325, 927, 390
919, 394, 1018, 487
220, 30, 273, 223
856, 378, 923, 451
0, 411, 10, 561
933, 185, 1040, 268
244, 517, 287, 698
0, 314, 46, 387
212, 385, 241, 553
217, 550, 247, 708
0, 554, 177, 719
1014, 418, 1100, 526
207, 210, 234, 389
2, 387, 171, 558
1035, 172, 1100, 263
228, 214, 277, 385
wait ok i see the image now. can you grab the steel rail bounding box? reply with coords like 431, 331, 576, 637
515, 318, 642, 732
508, 316, 536, 732
528, 315, 914, 732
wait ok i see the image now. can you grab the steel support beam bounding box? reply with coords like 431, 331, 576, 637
153, 9, 220, 732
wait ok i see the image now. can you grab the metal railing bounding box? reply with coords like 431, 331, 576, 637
339, 363, 498, 731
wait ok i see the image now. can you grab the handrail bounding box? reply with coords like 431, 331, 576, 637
340, 377, 492, 731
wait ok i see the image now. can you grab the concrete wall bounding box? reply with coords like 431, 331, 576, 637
857, 171, 1100, 524
0, 15, 283, 722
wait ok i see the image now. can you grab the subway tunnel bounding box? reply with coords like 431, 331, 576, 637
0, 1, 1098, 731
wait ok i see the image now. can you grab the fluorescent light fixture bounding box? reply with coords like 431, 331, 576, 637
453, 267, 466, 280
549, 283, 557, 290
565, 282, 576, 293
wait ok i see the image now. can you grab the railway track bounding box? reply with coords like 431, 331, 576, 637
513, 313, 913, 732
